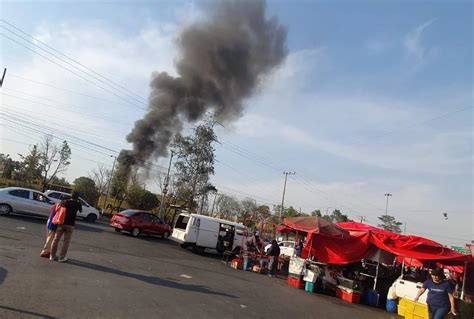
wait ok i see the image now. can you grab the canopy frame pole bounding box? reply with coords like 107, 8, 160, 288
460, 261, 467, 300
308, 235, 313, 260
373, 262, 380, 291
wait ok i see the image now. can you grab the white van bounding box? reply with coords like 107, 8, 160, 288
44, 190, 100, 222
171, 212, 247, 254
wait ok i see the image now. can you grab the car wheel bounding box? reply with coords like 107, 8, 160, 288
131, 227, 140, 237
114, 228, 122, 233
85, 214, 97, 222
0, 204, 12, 215
161, 231, 170, 239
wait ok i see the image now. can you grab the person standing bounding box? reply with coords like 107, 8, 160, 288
40, 195, 65, 258
50, 191, 82, 262
267, 239, 280, 278
414, 268, 457, 319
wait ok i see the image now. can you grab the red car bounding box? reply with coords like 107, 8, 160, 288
109, 210, 171, 239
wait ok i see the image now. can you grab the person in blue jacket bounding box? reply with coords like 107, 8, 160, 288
414, 268, 457, 319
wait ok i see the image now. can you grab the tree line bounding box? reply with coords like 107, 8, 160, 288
1, 121, 403, 233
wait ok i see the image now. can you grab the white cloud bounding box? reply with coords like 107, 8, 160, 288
404, 19, 435, 61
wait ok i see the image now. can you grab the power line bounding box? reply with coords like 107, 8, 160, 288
0, 32, 147, 111
0, 21, 147, 107
1, 112, 172, 173
6, 73, 135, 107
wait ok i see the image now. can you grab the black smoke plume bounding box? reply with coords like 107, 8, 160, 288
125, 0, 287, 170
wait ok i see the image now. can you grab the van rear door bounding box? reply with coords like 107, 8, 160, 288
171, 214, 190, 242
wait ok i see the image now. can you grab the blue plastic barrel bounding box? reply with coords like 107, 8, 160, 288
365, 290, 379, 307
386, 299, 397, 313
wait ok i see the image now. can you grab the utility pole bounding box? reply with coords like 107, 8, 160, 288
403, 222, 407, 235
159, 151, 174, 219
102, 155, 117, 215
384, 193, 392, 216
210, 192, 219, 217
279, 171, 295, 221
0, 68, 6, 88
357, 216, 367, 223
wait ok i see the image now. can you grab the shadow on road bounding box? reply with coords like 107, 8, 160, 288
0, 305, 56, 319
67, 259, 237, 299
0, 267, 7, 285
2, 214, 104, 233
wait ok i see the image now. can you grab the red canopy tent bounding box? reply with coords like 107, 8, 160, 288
277, 218, 470, 266
337, 222, 470, 266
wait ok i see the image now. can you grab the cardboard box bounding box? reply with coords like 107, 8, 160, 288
289, 256, 305, 275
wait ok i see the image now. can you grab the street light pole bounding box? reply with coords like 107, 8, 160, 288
102, 155, 117, 215
280, 171, 295, 221
384, 193, 392, 216
159, 151, 174, 219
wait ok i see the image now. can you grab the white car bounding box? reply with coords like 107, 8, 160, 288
44, 190, 100, 222
264, 241, 296, 257
0, 187, 54, 217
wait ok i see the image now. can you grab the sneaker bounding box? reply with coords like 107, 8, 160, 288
49, 256, 58, 261
58, 257, 69, 263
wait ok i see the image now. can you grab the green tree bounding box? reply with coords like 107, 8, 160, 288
74, 177, 99, 206
37, 136, 72, 191
0, 154, 21, 179
49, 176, 70, 187
126, 182, 159, 210
239, 198, 258, 224
17, 144, 42, 183
214, 194, 240, 220
110, 151, 134, 206
171, 118, 217, 209
378, 214, 403, 233
310, 209, 322, 217
274, 205, 301, 219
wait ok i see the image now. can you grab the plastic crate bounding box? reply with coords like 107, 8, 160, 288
398, 298, 428, 319
336, 286, 361, 304
305, 281, 316, 292
287, 276, 305, 289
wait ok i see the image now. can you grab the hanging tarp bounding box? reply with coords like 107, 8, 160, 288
282, 216, 349, 238
338, 222, 470, 265
302, 230, 376, 264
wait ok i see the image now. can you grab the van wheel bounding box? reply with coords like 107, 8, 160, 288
85, 214, 97, 223
131, 227, 140, 237
0, 204, 12, 215
161, 231, 170, 239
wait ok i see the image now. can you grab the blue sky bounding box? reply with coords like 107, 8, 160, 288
1, 0, 472, 246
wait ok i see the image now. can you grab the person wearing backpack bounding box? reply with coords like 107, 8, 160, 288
50, 191, 82, 262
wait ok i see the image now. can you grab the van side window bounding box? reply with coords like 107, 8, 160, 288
195, 218, 200, 227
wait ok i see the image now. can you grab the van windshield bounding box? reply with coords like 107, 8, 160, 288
175, 215, 190, 230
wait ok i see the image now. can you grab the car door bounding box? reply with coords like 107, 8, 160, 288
31, 191, 53, 217
136, 213, 153, 234
150, 214, 165, 235
7, 189, 32, 213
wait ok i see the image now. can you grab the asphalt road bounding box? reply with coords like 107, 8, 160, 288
0, 213, 401, 319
